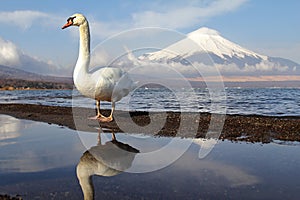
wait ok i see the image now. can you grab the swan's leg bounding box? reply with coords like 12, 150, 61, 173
96, 100, 102, 117
98, 102, 114, 122
107, 102, 115, 121
89, 100, 104, 119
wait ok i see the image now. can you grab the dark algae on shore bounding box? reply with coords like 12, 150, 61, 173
0, 194, 22, 200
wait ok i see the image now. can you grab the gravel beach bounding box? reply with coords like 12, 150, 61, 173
0, 103, 299, 143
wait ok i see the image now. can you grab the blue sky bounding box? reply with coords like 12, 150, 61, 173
0, 0, 299, 76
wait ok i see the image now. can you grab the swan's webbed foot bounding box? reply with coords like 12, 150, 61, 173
88, 114, 105, 120
97, 116, 113, 122
88, 114, 113, 122
90, 101, 115, 122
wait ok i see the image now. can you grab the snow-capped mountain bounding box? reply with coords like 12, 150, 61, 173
138, 27, 299, 76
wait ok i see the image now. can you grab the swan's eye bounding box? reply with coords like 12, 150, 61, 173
67, 16, 76, 23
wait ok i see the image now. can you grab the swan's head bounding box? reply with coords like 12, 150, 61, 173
62, 13, 87, 29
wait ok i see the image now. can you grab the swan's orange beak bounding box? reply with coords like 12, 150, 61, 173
62, 21, 73, 29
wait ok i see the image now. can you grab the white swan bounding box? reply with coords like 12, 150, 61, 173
62, 13, 135, 122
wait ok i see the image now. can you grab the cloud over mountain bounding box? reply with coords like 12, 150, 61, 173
0, 37, 66, 75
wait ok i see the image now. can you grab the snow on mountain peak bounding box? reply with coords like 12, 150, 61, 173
188, 27, 220, 36
187, 27, 267, 60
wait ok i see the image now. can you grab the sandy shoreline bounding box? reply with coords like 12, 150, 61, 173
0, 103, 299, 143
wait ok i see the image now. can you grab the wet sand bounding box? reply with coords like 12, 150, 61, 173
0, 103, 299, 143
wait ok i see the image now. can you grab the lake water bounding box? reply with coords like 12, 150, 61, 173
0, 87, 300, 116
0, 115, 300, 199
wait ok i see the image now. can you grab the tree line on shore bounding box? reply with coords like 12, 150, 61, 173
0, 79, 73, 90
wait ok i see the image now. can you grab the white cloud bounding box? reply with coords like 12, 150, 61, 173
0, 10, 48, 29
0, 10, 62, 30
0, 37, 21, 66
131, 0, 248, 29
215, 60, 290, 75
254, 60, 289, 72
0, 36, 67, 75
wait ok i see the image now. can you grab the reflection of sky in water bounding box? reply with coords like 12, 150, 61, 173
0, 115, 23, 141
0, 114, 300, 199
0, 115, 84, 173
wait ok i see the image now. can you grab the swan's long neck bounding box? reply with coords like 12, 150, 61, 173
73, 20, 91, 87
77, 162, 94, 200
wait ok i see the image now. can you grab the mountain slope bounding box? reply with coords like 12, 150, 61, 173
0, 65, 73, 89
0, 65, 72, 83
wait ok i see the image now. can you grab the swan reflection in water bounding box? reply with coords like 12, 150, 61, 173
76, 129, 139, 200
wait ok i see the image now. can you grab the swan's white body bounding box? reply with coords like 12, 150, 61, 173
63, 13, 135, 121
